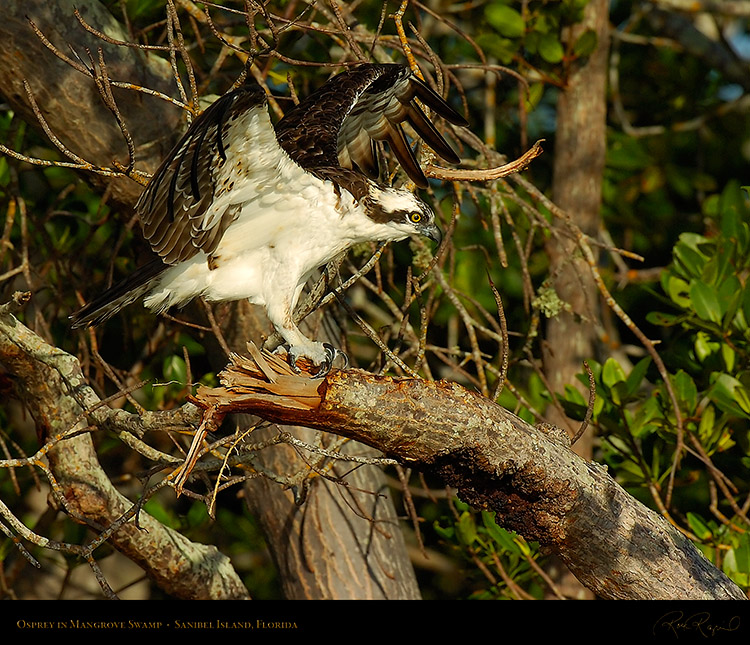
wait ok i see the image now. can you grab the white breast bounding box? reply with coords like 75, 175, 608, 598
143, 107, 408, 317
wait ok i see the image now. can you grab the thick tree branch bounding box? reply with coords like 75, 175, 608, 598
187, 346, 747, 601
0, 294, 249, 599
0, 0, 181, 205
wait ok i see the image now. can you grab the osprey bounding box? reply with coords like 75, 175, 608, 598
71, 63, 467, 375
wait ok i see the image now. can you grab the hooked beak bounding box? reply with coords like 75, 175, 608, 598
422, 221, 443, 247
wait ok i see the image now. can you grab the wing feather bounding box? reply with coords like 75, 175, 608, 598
382, 121, 423, 186
135, 81, 269, 265
275, 64, 467, 189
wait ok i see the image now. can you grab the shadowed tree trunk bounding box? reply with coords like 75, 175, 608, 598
542, 0, 611, 599
544, 0, 609, 447
212, 301, 421, 599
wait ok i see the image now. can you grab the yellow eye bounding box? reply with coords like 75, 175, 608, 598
409, 211, 422, 223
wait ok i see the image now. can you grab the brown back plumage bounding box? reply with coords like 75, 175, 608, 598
275, 64, 468, 189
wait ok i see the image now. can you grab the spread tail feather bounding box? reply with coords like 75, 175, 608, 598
70, 259, 167, 328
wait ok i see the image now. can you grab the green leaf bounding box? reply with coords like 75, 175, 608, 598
481, 512, 520, 553
694, 331, 719, 362
454, 498, 471, 513
709, 373, 750, 418
720, 285, 744, 331
686, 512, 713, 541
560, 392, 588, 420
736, 386, 750, 416
673, 370, 698, 414
602, 358, 628, 405
538, 32, 564, 63
564, 383, 588, 406
690, 280, 723, 324
456, 511, 478, 545
672, 233, 709, 279
723, 533, 750, 586
573, 28, 597, 57
475, 33, 519, 65
721, 343, 736, 372
625, 357, 652, 397
513, 536, 532, 557
525, 82, 545, 111
162, 355, 187, 384
742, 285, 750, 328
432, 521, 454, 541
602, 358, 626, 388
697, 403, 716, 443
666, 275, 690, 308
718, 181, 750, 236
701, 241, 734, 287
631, 400, 661, 440
0, 157, 9, 188
485, 4, 525, 38
143, 499, 177, 529
186, 501, 210, 528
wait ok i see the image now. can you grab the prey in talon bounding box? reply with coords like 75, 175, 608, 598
69, 64, 467, 375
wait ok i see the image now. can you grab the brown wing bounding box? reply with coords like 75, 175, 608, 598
275, 64, 468, 189
135, 82, 268, 265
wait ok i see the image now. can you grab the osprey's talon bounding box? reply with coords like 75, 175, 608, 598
310, 358, 332, 379
323, 343, 349, 370
283, 343, 347, 378
306, 343, 335, 379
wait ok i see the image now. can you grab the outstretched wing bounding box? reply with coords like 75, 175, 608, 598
275, 64, 468, 189
135, 81, 270, 265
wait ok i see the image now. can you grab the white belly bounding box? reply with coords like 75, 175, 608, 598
143, 178, 384, 313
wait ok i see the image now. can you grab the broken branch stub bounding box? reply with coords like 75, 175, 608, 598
189, 344, 576, 532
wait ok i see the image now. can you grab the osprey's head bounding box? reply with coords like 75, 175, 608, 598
366, 186, 442, 246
